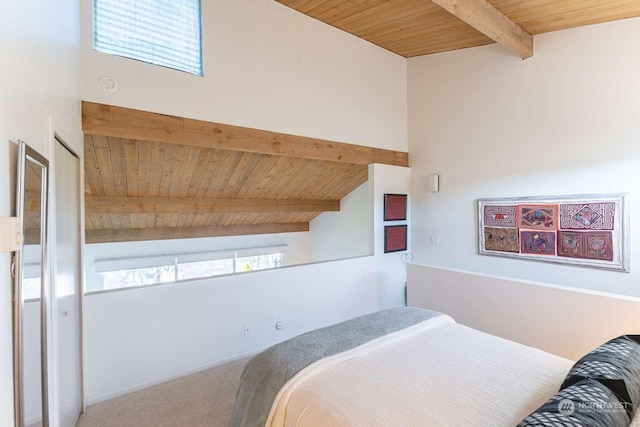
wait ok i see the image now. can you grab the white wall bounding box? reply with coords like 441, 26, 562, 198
408, 18, 640, 297
408, 264, 640, 360
80, 0, 407, 152
84, 232, 311, 292
0, 0, 81, 424
80, 0, 409, 404
309, 182, 372, 263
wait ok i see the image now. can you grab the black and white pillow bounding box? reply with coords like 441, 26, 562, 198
561, 335, 640, 419
518, 378, 630, 427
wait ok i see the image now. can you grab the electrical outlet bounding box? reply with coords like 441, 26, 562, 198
244, 324, 251, 336
275, 316, 288, 331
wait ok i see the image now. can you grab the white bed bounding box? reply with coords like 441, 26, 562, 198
267, 314, 572, 426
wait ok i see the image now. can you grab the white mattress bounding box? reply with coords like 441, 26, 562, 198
267, 315, 574, 426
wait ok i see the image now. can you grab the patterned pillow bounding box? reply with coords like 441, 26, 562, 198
518, 378, 630, 427
561, 335, 640, 419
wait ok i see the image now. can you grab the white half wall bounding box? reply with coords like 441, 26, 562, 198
309, 182, 372, 263
80, 0, 407, 152
408, 264, 640, 361
0, 0, 82, 424
408, 17, 640, 297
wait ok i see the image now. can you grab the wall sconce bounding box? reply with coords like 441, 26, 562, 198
427, 174, 439, 193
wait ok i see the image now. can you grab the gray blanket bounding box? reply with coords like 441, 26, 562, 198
229, 306, 442, 427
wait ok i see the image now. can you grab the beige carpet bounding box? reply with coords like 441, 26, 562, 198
77, 357, 250, 427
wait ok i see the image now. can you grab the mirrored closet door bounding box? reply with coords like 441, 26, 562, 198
14, 141, 50, 427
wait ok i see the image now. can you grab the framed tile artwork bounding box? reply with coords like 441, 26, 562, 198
384, 194, 407, 221
384, 225, 407, 253
478, 194, 629, 272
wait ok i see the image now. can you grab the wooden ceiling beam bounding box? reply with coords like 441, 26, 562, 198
85, 196, 340, 215
431, 0, 533, 59
85, 222, 310, 244
82, 102, 409, 167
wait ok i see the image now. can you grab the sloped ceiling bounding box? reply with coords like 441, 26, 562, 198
82, 102, 408, 243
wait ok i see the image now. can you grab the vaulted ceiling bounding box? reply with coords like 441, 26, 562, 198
276, 0, 640, 58
82, 102, 408, 244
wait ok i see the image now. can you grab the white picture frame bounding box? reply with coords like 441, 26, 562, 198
477, 193, 630, 272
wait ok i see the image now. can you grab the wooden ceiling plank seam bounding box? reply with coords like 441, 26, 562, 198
146, 214, 154, 229
84, 173, 93, 197
102, 213, 114, 230
431, 0, 533, 59
148, 141, 165, 198
355, 5, 476, 39
186, 148, 215, 197
304, 0, 351, 17
176, 213, 188, 228
386, 32, 494, 56
261, 157, 311, 200
225, 153, 269, 199
158, 143, 178, 198
123, 138, 139, 197
277, 159, 329, 199
111, 213, 122, 230
168, 144, 191, 198
360, 13, 490, 44
333, 0, 441, 33
137, 140, 153, 197
184, 212, 195, 228
89, 215, 102, 231
516, 3, 640, 35
82, 102, 409, 167
313, 0, 389, 23
84, 214, 96, 231
254, 156, 300, 199
278, 0, 320, 11
108, 137, 128, 197
120, 213, 131, 229
298, 0, 334, 14
139, 213, 148, 229
129, 213, 138, 230
401, 39, 495, 57
195, 150, 225, 198
177, 146, 203, 198
312, 164, 367, 200
296, 161, 345, 199
492, 0, 640, 27
202, 150, 241, 199
218, 152, 260, 199
284, 159, 335, 199
85, 222, 311, 244
91, 135, 117, 197
311, 163, 365, 199
170, 213, 181, 228
235, 155, 281, 199
246, 155, 290, 199
84, 135, 106, 197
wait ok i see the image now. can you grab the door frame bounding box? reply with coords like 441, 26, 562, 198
47, 115, 85, 424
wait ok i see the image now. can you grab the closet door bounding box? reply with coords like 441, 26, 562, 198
53, 138, 83, 427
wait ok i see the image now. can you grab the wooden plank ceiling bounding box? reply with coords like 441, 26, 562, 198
83, 102, 409, 243
276, 0, 640, 58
